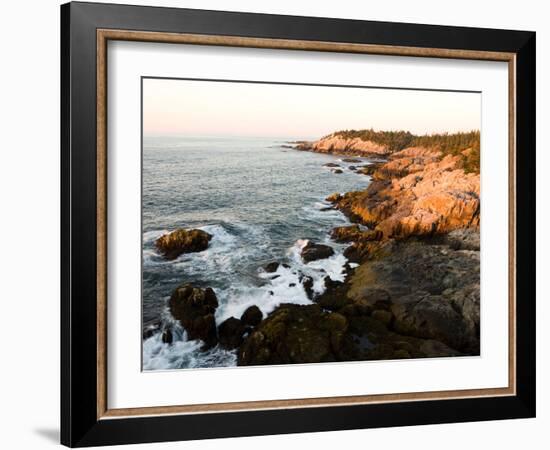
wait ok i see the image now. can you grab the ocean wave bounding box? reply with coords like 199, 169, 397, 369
142, 328, 238, 371
215, 263, 313, 324
216, 237, 351, 321
170, 223, 264, 276
143, 229, 170, 244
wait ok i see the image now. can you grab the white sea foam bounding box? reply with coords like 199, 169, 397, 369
143, 216, 356, 370
142, 329, 237, 371
169, 224, 239, 273
143, 234, 353, 370
215, 261, 315, 323
213, 233, 352, 324
288, 239, 348, 281
143, 229, 170, 244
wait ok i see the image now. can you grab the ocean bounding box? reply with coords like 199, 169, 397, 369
142, 135, 373, 370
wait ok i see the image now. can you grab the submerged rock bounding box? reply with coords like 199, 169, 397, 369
240, 305, 263, 327
155, 228, 212, 260
300, 241, 335, 263
169, 284, 219, 349
323, 162, 341, 168
262, 261, 290, 273
332, 169, 343, 174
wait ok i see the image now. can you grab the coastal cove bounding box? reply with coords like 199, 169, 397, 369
142, 131, 481, 370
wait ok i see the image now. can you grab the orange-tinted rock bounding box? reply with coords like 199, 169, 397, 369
330, 225, 362, 242
334, 147, 480, 239
325, 192, 342, 203
299, 134, 390, 156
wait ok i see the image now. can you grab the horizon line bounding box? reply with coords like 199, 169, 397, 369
142, 128, 481, 140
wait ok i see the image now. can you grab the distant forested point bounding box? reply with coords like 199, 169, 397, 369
330, 129, 480, 173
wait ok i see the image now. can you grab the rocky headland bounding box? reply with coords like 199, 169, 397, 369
296, 132, 394, 157
152, 129, 481, 366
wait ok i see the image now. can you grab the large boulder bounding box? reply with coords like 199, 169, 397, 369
156, 228, 212, 260
315, 276, 349, 311
301, 241, 334, 263
169, 284, 219, 348
218, 317, 246, 349
262, 261, 289, 273
238, 304, 350, 366
240, 305, 263, 327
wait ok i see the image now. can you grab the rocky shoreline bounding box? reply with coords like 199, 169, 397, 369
148, 130, 481, 366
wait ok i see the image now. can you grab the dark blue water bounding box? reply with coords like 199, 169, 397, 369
142, 136, 372, 370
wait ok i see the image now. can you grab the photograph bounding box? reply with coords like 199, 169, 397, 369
141, 78, 482, 370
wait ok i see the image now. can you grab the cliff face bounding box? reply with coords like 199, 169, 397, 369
297, 133, 390, 156
331, 147, 480, 240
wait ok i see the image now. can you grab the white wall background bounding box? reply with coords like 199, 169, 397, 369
0, 0, 546, 449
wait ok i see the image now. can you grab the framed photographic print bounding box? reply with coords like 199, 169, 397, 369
60, 2, 536, 447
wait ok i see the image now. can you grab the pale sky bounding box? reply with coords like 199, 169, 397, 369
143, 78, 480, 139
